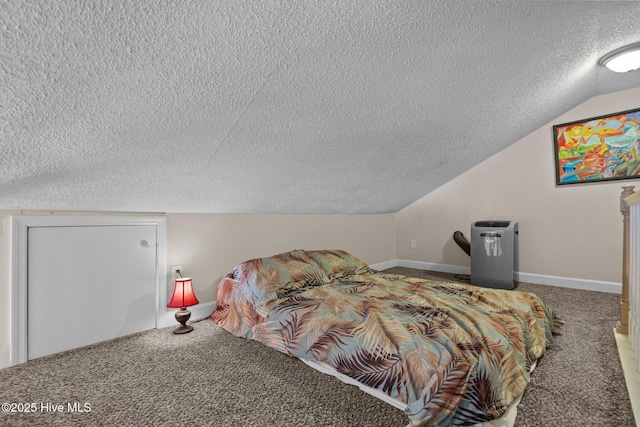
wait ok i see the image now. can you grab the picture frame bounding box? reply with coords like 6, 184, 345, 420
553, 108, 640, 185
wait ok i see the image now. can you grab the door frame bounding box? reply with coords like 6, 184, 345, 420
11, 215, 167, 366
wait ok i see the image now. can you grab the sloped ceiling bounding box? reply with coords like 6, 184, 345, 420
2, 1, 640, 214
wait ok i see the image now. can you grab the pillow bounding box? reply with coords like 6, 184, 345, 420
307, 249, 370, 279
233, 249, 329, 297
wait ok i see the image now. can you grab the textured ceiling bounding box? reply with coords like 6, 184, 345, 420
2, 1, 640, 214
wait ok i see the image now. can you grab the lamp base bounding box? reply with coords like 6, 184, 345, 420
173, 308, 194, 334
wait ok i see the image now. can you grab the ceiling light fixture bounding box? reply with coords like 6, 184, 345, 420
598, 42, 640, 73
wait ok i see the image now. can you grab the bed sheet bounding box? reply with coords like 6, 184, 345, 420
300, 357, 537, 427
212, 250, 560, 426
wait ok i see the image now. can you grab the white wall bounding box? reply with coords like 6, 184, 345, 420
397, 86, 640, 286
0, 210, 396, 369
167, 213, 397, 303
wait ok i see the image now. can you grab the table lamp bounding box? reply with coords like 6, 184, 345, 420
167, 277, 199, 334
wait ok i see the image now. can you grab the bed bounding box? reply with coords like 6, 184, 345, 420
211, 249, 561, 426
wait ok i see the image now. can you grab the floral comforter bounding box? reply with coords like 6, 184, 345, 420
211, 250, 561, 426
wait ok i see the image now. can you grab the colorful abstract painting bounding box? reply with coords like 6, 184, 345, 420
553, 108, 640, 185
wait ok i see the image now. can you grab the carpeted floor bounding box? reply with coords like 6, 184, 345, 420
0, 267, 636, 427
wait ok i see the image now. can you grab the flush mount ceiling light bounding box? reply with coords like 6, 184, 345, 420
598, 42, 640, 72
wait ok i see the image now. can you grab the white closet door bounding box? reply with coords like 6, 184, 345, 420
27, 225, 157, 360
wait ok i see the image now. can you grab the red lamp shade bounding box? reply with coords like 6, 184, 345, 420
167, 278, 199, 308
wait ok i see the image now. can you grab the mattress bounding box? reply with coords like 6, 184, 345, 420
300, 357, 537, 427
212, 249, 561, 426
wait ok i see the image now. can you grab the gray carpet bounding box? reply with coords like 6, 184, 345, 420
0, 267, 636, 427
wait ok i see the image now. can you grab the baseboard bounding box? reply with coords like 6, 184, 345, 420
377, 259, 622, 294
517, 272, 621, 294
396, 259, 470, 275
158, 301, 217, 329
369, 259, 398, 270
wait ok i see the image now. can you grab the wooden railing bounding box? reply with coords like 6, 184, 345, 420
621, 185, 640, 374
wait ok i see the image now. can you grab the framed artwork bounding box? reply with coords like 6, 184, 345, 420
553, 108, 640, 185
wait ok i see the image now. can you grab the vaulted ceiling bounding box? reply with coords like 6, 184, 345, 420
2, 1, 640, 214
